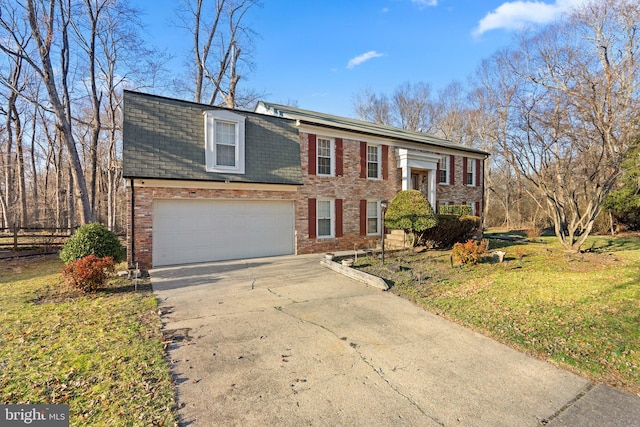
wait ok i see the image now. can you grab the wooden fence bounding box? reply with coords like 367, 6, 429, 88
0, 226, 73, 252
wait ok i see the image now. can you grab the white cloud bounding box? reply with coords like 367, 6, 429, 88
346, 51, 384, 69
473, 0, 589, 36
412, 0, 438, 6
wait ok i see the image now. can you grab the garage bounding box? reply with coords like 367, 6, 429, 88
152, 199, 295, 266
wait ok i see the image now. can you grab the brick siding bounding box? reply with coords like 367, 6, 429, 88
295, 132, 399, 254
437, 155, 484, 213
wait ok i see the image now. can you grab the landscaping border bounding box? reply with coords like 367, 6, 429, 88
320, 255, 389, 291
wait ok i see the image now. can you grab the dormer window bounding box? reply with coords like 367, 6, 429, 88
204, 110, 245, 174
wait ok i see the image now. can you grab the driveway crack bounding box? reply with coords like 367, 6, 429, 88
539, 383, 594, 425
275, 306, 444, 426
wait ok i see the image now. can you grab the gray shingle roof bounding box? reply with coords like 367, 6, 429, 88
256, 101, 489, 156
123, 91, 302, 185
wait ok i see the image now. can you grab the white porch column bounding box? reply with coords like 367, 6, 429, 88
428, 169, 437, 209
398, 149, 411, 190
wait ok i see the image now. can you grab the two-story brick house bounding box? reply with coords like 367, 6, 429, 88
123, 91, 487, 269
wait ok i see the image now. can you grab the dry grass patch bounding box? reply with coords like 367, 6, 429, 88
0, 255, 177, 426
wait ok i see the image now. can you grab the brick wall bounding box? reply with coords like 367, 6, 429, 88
295, 132, 399, 254
436, 155, 484, 214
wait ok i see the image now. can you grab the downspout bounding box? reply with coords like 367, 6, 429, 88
482, 155, 488, 230
129, 178, 135, 268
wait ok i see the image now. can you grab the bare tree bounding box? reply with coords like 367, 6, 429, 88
352, 88, 392, 125
352, 82, 435, 132
485, 0, 640, 250
178, 0, 261, 108
391, 81, 434, 132
0, 0, 94, 224
431, 81, 474, 145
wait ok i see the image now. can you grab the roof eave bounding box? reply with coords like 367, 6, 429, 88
294, 118, 489, 156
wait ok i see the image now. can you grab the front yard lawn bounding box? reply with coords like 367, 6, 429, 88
0, 255, 177, 426
353, 234, 640, 395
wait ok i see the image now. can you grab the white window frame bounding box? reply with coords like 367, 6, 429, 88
439, 155, 449, 184
317, 199, 335, 238
367, 144, 381, 180
204, 110, 246, 174
316, 137, 335, 176
366, 200, 381, 235
466, 158, 475, 187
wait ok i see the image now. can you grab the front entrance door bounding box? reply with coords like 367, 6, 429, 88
411, 171, 429, 196
411, 173, 420, 191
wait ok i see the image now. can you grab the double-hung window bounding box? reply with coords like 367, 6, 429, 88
367, 201, 380, 235
466, 158, 475, 186
317, 200, 334, 238
317, 137, 334, 176
204, 110, 245, 174
367, 145, 381, 179
439, 155, 449, 184
215, 121, 236, 166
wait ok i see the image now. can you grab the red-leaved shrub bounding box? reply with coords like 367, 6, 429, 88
62, 255, 115, 292
452, 239, 489, 265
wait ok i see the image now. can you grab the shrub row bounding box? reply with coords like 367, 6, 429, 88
438, 204, 473, 216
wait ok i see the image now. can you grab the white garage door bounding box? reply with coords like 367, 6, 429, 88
153, 199, 294, 266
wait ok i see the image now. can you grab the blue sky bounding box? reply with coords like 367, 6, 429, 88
134, 0, 588, 117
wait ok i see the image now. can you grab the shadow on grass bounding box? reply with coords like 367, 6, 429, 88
486, 239, 527, 250
101, 279, 153, 294
586, 236, 640, 253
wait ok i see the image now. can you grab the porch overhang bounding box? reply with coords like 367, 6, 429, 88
397, 148, 440, 209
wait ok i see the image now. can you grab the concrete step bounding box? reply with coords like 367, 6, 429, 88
376, 232, 408, 250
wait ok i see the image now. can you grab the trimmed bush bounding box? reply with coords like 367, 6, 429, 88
62, 255, 115, 292
384, 190, 438, 245
60, 223, 125, 264
438, 204, 472, 216
452, 239, 489, 265
422, 214, 481, 248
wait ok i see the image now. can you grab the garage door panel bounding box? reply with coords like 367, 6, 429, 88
153, 199, 294, 267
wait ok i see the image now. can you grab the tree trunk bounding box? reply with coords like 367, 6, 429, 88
30, 104, 40, 225
67, 163, 75, 230
55, 137, 64, 230
224, 43, 240, 108
25, 0, 93, 224
14, 105, 27, 227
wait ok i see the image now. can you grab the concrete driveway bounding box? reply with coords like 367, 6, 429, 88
151, 254, 640, 427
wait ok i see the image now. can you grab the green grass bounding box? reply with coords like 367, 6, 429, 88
0, 256, 177, 426
354, 234, 640, 394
